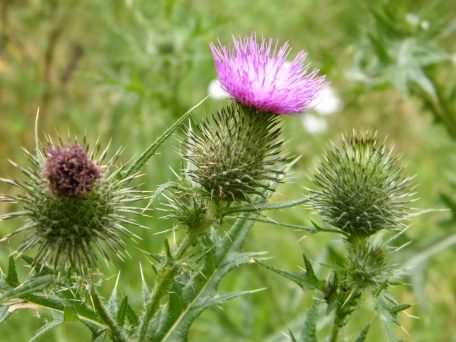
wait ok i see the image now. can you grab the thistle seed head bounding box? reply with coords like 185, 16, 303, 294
309, 130, 415, 237
184, 103, 287, 202
1, 139, 146, 274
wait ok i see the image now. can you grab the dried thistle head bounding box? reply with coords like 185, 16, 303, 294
309, 130, 415, 237
184, 103, 288, 202
1, 139, 146, 274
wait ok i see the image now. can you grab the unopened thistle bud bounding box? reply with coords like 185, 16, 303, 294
344, 241, 393, 290
1, 140, 146, 273
184, 103, 287, 202
309, 131, 415, 237
161, 185, 211, 232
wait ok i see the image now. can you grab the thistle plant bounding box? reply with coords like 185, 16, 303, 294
1, 138, 146, 274
260, 130, 416, 341
0, 32, 427, 342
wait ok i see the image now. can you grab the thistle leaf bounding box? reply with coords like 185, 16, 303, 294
355, 324, 370, 342
152, 214, 256, 342
288, 330, 298, 342
0, 306, 11, 323
193, 288, 265, 312
256, 255, 322, 291
6, 257, 19, 287
64, 305, 78, 322
108, 272, 121, 316
0, 275, 53, 302
29, 312, 64, 342
302, 302, 319, 342
124, 96, 207, 177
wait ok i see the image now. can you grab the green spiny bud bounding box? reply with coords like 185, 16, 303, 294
1, 139, 146, 274
344, 239, 393, 290
161, 185, 212, 232
309, 130, 415, 237
184, 103, 287, 202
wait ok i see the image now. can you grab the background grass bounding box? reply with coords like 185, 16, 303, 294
0, 0, 455, 341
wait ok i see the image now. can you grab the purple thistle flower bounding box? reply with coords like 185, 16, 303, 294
44, 144, 101, 198
210, 35, 325, 115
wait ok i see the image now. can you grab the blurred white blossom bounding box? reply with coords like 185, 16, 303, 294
208, 80, 229, 100
310, 83, 343, 116
302, 113, 328, 135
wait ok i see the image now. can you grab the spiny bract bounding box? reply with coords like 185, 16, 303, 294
309, 131, 415, 237
184, 103, 287, 202
160, 185, 210, 231
0, 139, 146, 274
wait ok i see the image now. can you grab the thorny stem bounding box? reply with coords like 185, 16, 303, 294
91, 287, 129, 342
136, 235, 193, 342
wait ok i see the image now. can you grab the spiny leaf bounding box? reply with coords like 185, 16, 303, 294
288, 330, 298, 342
153, 215, 256, 342
29, 312, 64, 342
108, 272, 121, 316
117, 296, 128, 327
139, 263, 150, 307
0, 306, 10, 323
64, 305, 78, 322
256, 255, 322, 291
193, 288, 266, 311
302, 302, 319, 342
6, 257, 19, 287
355, 324, 370, 342
376, 294, 407, 342
124, 96, 207, 177
0, 275, 53, 302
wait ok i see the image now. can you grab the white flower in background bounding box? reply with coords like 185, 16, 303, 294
208, 79, 229, 100
310, 83, 343, 116
405, 13, 420, 27
302, 113, 328, 135
405, 13, 430, 31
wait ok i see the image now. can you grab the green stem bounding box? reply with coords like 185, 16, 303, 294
222, 196, 311, 216
329, 322, 340, 342
91, 288, 128, 342
136, 236, 193, 342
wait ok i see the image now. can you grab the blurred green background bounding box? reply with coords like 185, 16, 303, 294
0, 0, 455, 341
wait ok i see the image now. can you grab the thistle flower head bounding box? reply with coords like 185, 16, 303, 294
184, 103, 287, 202
1, 139, 146, 274
309, 131, 415, 237
210, 34, 325, 114
43, 144, 101, 198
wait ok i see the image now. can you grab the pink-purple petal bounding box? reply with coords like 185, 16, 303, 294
210, 35, 325, 115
